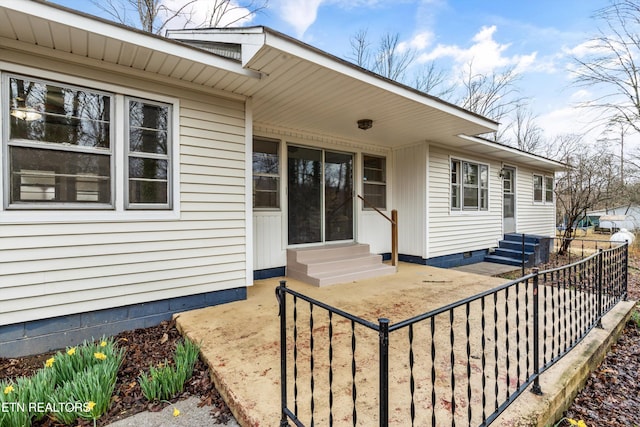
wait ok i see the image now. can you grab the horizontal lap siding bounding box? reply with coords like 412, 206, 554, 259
0, 55, 247, 325
515, 167, 556, 236
428, 146, 502, 258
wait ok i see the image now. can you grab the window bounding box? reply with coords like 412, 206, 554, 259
7, 76, 112, 207
252, 138, 279, 209
362, 155, 386, 209
545, 176, 554, 203
3, 74, 175, 212
127, 99, 171, 208
451, 159, 488, 211
533, 174, 543, 202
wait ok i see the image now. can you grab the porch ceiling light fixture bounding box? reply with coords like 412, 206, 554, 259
357, 119, 373, 130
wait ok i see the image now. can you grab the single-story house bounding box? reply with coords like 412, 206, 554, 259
0, 0, 565, 356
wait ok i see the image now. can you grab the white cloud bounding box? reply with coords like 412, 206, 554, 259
537, 105, 606, 140
398, 31, 434, 52
161, 0, 256, 29
417, 25, 538, 76
275, 0, 323, 38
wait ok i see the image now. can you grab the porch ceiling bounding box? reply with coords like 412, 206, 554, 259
239, 44, 496, 149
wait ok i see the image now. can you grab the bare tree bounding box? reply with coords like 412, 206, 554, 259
552, 135, 616, 252
347, 29, 416, 82
91, 0, 267, 34
412, 62, 456, 100
571, 0, 640, 135
458, 62, 523, 126
509, 103, 545, 154
348, 28, 373, 69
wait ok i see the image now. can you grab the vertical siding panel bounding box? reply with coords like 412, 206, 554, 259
394, 144, 427, 258
253, 212, 285, 270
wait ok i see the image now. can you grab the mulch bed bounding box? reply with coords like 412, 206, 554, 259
562, 260, 640, 427
0, 319, 233, 426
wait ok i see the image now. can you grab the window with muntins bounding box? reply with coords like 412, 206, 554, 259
3, 74, 174, 211
362, 155, 386, 209
127, 98, 171, 209
253, 138, 280, 209
7, 76, 113, 207
545, 176, 554, 203
533, 174, 543, 202
451, 159, 488, 211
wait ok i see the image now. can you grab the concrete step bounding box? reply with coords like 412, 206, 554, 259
287, 243, 371, 264
484, 254, 525, 267
499, 240, 538, 252
286, 243, 396, 286
287, 263, 396, 287
493, 248, 534, 260
288, 253, 384, 276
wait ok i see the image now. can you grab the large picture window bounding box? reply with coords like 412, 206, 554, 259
362, 155, 386, 209
252, 138, 280, 209
7, 76, 112, 206
3, 74, 175, 212
451, 158, 488, 211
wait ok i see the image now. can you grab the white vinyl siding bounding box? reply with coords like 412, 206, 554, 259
394, 144, 427, 258
0, 54, 248, 326
428, 146, 502, 258
517, 167, 556, 236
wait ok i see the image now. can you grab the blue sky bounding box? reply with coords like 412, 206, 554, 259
51, 0, 616, 145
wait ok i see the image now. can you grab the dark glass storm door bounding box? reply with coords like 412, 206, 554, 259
287, 146, 354, 245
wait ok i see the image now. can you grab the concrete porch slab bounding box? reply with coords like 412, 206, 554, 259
174, 262, 634, 427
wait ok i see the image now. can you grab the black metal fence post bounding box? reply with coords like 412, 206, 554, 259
278, 280, 289, 427
379, 318, 390, 427
531, 268, 543, 395
597, 249, 604, 329
522, 233, 526, 277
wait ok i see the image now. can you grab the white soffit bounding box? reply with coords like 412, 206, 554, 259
0, 0, 258, 90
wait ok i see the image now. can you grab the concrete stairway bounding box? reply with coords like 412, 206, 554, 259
286, 243, 396, 287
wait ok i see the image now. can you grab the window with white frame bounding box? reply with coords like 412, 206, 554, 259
533, 174, 543, 202
362, 154, 386, 209
252, 138, 280, 209
4, 74, 173, 210
451, 159, 488, 211
127, 98, 172, 208
545, 176, 554, 203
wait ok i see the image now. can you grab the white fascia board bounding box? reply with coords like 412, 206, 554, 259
260, 30, 497, 132
0, 0, 257, 78
457, 134, 567, 171
166, 29, 265, 68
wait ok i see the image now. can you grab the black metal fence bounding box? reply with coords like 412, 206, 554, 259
277, 242, 628, 427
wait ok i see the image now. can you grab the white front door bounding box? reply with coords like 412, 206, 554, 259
503, 166, 516, 233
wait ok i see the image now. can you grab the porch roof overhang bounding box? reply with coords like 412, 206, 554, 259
0, 3, 564, 173
456, 135, 567, 172
167, 26, 500, 150
0, 0, 258, 96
